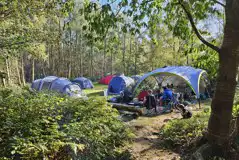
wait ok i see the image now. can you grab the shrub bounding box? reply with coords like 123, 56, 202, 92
159, 111, 210, 149
0, 88, 133, 160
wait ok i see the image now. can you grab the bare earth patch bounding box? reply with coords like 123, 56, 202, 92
126, 103, 208, 160
127, 112, 182, 160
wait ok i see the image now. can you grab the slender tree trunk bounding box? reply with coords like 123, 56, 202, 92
90, 44, 93, 77
42, 66, 46, 77
207, 0, 239, 148
32, 59, 35, 82
111, 48, 113, 75
134, 38, 138, 75
5, 57, 10, 85
79, 32, 83, 76
103, 36, 107, 75
68, 29, 72, 78
123, 34, 126, 74
21, 56, 25, 86
128, 35, 132, 75
16, 58, 22, 85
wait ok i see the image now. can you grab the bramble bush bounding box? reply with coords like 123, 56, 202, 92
0, 88, 133, 160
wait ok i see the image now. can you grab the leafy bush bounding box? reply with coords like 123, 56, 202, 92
159, 111, 210, 149
0, 88, 133, 160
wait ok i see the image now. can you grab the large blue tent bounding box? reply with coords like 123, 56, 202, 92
49, 77, 82, 97
72, 77, 94, 89
108, 76, 135, 95
133, 66, 209, 98
37, 76, 58, 91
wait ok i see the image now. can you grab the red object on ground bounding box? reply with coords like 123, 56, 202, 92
99, 75, 114, 85
137, 90, 149, 101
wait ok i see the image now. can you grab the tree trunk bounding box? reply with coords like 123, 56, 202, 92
21, 56, 26, 86
207, 0, 239, 148
128, 35, 132, 75
68, 29, 72, 78
32, 58, 35, 82
79, 32, 83, 76
90, 44, 93, 77
111, 49, 113, 75
103, 36, 107, 75
134, 37, 138, 75
16, 58, 22, 85
5, 57, 10, 85
123, 34, 126, 74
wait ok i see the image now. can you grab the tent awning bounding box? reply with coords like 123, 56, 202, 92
132, 66, 208, 98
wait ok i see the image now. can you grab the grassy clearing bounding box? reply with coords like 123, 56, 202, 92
83, 83, 108, 97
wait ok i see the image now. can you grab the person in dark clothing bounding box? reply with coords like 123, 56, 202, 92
143, 90, 157, 113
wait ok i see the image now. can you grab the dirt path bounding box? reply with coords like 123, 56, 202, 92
127, 112, 183, 160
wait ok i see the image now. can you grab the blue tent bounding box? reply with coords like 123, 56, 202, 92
49, 77, 83, 97
72, 77, 94, 89
133, 66, 209, 98
108, 76, 135, 95
37, 76, 58, 91
31, 79, 42, 90
131, 75, 142, 82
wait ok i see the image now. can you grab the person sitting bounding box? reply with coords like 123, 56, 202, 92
143, 90, 157, 113
159, 86, 173, 106
154, 89, 162, 99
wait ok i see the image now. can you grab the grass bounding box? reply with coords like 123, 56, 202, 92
83, 82, 108, 97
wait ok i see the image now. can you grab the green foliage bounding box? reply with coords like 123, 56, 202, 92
159, 112, 210, 149
191, 45, 219, 80
0, 88, 133, 159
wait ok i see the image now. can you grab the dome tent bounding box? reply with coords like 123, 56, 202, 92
99, 75, 115, 85
108, 76, 135, 95
38, 76, 58, 91
49, 77, 82, 97
72, 77, 94, 89
133, 66, 209, 98
31, 79, 42, 90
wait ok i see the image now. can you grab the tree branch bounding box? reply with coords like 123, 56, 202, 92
213, 0, 226, 8
179, 1, 220, 53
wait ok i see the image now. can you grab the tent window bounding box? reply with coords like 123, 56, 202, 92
41, 82, 51, 90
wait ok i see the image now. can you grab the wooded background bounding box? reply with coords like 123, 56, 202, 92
0, 0, 222, 86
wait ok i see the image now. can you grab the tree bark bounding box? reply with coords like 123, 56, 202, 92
90, 44, 93, 77
21, 56, 25, 86
16, 58, 22, 85
32, 58, 35, 82
103, 36, 107, 75
68, 29, 72, 78
128, 35, 132, 75
134, 37, 138, 75
79, 32, 83, 76
123, 34, 126, 74
207, 0, 239, 148
5, 57, 10, 85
